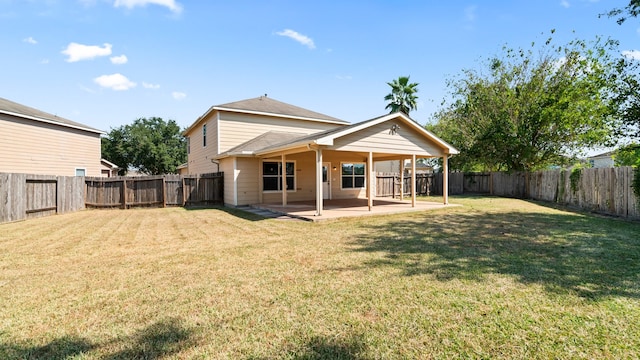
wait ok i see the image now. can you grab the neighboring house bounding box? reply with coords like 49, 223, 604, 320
1, 97, 105, 176
100, 158, 121, 177
587, 150, 615, 168
183, 96, 458, 214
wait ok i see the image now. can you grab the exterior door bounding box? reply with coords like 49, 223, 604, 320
322, 163, 331, 200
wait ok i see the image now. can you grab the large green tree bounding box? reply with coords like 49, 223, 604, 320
428, 33, 628, 172
384, 76, 419, 115
102, 117, 186, 175
603, 0, 640, 24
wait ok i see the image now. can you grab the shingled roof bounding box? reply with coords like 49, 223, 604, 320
215, 96, 347, 123
0, 97, 103, 134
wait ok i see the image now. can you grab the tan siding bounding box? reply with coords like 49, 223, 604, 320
0, 115, 102, 176
219, 112, 342, 153
236, 157, 259, 205
219, 158, 235, 205
324, 152, 369, 199
331, 120, 443, 156
185, 113, 219, 174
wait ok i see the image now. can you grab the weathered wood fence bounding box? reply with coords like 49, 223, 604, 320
376, 167, 638, 219
0, 173, 85, 223
1, 172, 224, 224
85, 173, 224, 208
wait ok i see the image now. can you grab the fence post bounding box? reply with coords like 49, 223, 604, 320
122, 178, 127, 209
162, 177, 167, 208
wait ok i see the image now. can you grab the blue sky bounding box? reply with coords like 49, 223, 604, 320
1, 0, 639, 135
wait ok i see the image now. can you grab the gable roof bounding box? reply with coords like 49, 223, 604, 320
0, 97, 103, 134
255, 112, 459, 156
214, 112, 459, 159
184, 96, 348, 135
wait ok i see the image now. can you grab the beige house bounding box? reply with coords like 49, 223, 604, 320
183, 96, 458, 215
0, 97, 105, 176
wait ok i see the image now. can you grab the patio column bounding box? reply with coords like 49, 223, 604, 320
411, 154, 416, 207
281, 153, 287, 206
443, 155, 449, 205
315, 148, 323, 216
399, 158, 404, 200
367, 151, 373, 211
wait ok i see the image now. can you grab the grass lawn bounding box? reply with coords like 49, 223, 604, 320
1, 196, 639, 359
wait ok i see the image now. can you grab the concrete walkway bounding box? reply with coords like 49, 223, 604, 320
250, 198, 459, 222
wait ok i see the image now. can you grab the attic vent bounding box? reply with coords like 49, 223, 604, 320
260, 93, 268, 100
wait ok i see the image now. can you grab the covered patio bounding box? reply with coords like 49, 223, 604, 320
251, 198, 459, 222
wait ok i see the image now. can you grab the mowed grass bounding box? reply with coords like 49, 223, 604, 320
1, 196, 639, 359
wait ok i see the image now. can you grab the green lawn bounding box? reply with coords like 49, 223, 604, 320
1, 196, 639, 359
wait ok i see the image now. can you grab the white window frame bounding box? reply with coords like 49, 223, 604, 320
340, 162, 366, 190
75, 168, 86, 177
261, 160, 296, 193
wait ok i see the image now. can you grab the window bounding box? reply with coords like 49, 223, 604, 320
75, 168, 86, 177
341, 163, 365, 189
263, 161, 295, 192
186, 137, 190, 154
202, 124, 207, 147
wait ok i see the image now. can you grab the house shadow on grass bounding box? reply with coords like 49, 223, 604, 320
185, 205, 268, 222
351, 209, 640, 300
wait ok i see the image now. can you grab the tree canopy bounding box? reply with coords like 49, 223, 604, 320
102, 117, 187, 175
428, 33, 631, 172
384, 76, 419, 115
603, 0, 640, 24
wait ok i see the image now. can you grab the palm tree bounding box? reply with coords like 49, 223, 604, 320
384, 76, 419, 115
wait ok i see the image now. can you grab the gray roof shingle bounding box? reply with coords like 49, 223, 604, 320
0, 97, 103, 134
215, 96, 348, 124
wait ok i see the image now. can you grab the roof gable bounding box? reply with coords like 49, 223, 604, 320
0, 97, 103, 134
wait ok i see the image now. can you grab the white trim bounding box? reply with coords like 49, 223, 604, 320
0, 109, 104, 135
75, 167, 87, 177
322, 162, 332, 200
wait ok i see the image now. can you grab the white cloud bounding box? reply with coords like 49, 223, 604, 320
622, 50, 640, 60
143, 82, 160, 89
62, 42, 112, 62
110, 54, 128, 64
172, 91, 186, 100
94, 73, 136, 90
23, 36, 37, 44
464, 5, 477, 22
114, 0, 183, 13
276, 29, 315, 49
560, 0, 570, 8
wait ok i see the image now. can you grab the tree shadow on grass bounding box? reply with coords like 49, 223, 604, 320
104, 317, 193, 360
0, 335, 95, 360
249, 333, 367, 360
351, 209, 640, 299
0, 318, 193, 360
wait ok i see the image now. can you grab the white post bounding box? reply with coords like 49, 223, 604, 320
443, 155, 449, 205
316, 149, 323, 216
368, 152, 373, 211
400, 158, 404, 200
281, 153, 287, 206
411, 154, 416, 207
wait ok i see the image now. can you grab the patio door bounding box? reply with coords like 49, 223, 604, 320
322, 163, 331, 200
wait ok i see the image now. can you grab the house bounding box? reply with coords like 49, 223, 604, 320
183, 96, 458, 215
1, 97, 106, 176
587, 150, 615, 168
100, 158, 121, 177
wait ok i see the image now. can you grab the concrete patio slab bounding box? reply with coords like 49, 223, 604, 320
251, 198, 460, 222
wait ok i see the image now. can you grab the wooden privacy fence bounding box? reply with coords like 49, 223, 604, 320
85, 173, 224, 208
0, 173, 85, 223
1, 172, 224, 224
376, 168, 638, 219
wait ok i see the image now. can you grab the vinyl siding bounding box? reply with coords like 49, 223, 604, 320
185, 113, 219, 175
219, 158, 236, 206
261, 152, 316, 203
219, 112, 342, 153
0, 114, 101, 176
236, 157, 259, 205
331, 120, 443, 156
